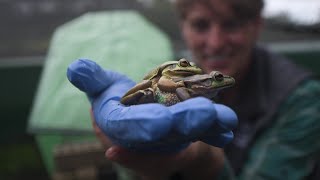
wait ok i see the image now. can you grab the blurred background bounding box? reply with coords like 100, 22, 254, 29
1, 0, 319, 179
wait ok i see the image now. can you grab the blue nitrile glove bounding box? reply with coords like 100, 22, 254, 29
67, 59, 237, 152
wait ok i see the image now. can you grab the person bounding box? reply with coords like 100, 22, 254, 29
67, 0, 320, 179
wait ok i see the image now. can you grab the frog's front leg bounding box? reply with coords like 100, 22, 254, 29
157, 76, 184, 92
176, 87, 194, 101
121, 80, 155, 105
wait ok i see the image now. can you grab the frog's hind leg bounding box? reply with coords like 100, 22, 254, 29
121, 79, 155, 105
121, 88, 155, 105
122, 80, 152, 97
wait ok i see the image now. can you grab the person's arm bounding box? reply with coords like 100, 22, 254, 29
178, 142, 226, 180
237, 80, 320, 180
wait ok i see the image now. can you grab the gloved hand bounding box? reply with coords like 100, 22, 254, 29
67, 59, 237, 152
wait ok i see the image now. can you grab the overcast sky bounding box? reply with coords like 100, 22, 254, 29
263, 0, 320, 25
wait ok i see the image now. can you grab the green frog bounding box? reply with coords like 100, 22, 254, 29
120, 59, 235, 106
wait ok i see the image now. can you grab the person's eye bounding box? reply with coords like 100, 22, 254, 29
222, 20, 244, 32
190, 19, 210, 32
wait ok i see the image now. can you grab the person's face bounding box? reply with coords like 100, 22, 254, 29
181, 0, 262, 79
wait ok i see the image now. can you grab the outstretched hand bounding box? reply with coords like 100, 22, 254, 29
67, 59, 237, 178
67, 59, 237, 152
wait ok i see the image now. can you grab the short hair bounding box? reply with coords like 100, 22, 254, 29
174, 0, 264, 21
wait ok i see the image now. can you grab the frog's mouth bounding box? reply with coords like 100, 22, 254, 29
185, 76, 235, 94
189, 83, 232, 91
167, 70, 202, 77
176, 70, 199, 76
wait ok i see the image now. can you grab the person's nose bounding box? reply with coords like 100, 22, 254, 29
205, 25, 227, 53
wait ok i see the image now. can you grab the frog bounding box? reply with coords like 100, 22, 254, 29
120, 59, 235, 106
164, 71, 235, 105
145, 58, 203, 81
120, 58, 203, 105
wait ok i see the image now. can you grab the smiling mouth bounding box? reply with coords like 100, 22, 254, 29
200, 51, 234, 62
208, 58, 225, 62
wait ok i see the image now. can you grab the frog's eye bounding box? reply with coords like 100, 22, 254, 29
211, 71, 224, 81
179, 58, 191, 67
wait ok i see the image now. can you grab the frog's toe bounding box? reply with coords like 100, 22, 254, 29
176, 87, 192, 101
137, 88, 155, 104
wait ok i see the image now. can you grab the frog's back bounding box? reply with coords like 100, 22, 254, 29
143, 61, 178, 80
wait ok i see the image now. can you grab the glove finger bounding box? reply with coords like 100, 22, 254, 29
213, 104, 238, 133
200, 131, 234, 148
67, 59, 135, 97
168, 97, 217, 136
198, 104, 237, 147
94, 100, 173, 146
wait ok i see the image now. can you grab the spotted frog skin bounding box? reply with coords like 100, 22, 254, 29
120, 59, 235, 106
